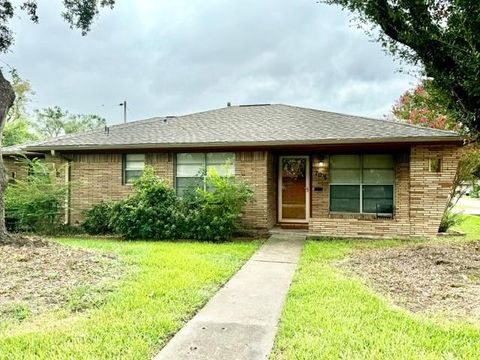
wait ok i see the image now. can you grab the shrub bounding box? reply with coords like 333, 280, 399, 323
109, 166, 180, 239
179, 169, 254, 241
439, 210, 463, 233
91, 166, 253, 241
469, 183, 480, 198
82, 201, 115, 235
5, 158, 68, 233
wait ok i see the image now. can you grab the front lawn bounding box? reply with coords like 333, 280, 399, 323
0, 238, 259, 360
271, 216, 480, 359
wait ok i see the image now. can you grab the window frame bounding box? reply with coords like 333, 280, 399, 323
329, 154, 395, 215
175, 152, 235, 195
122, 153, 145, 185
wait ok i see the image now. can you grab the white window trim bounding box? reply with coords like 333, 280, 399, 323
175, 152, 235, 195
123, 154, 145, 185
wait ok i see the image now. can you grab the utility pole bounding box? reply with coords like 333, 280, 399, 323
119, 100, 127, 123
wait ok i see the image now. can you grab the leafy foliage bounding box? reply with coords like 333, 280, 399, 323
82, 201, 115, 235
3, 117, 38, 146
392, 80, 458, 130
469, 183, 480, 198
109, 167, 180, 240
5, 158, 68, 233
439, 210, 463, 233
5, 68, 34, 124
2, 69, 38, 146
324, 0, 480, 138
34, 106, 106, 138
179, 168, 254, 241
87, 166, 254, 241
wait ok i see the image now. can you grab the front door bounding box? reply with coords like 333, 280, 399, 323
278, 156, 309, 223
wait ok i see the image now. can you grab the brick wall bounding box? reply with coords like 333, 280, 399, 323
409, 144, 460, 237
18, 143, 459, 237
45, 152, 174, 225
235, 151, 273, 231
309, 144, 460, 238
44, 150, 272, 230
3, 156, 29, 181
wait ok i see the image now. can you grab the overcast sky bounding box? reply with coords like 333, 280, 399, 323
1, 0, 418, 126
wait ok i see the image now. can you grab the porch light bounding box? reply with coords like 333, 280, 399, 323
313, 155, 329, 180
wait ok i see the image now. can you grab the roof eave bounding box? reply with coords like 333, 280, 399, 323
25, 136, 463, 152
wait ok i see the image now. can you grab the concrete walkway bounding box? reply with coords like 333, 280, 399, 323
153, 234, 305, 360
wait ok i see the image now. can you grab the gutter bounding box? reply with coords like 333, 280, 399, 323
25, 136, 463, 152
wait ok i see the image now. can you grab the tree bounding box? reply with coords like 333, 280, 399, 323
3, 118, 38, 146
392, 80, 458, 131
6, 68, 35, 124
323, 0, 480, 138
34, 106, 106, 138
0, 1, 116, 240
2, 69, 38, 146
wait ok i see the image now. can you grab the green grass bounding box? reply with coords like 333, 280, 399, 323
271, 216, 480, 360
0, 238, 260, 360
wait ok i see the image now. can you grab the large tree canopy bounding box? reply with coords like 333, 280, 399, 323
324, 0, 480, 138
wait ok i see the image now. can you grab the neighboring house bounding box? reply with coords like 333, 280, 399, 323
2, 142, 45, 181
2, 104, 462, 238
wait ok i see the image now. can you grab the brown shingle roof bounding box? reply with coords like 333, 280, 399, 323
25, 104, 461, 151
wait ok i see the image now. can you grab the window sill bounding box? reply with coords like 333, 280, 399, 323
328, 212, 394, 220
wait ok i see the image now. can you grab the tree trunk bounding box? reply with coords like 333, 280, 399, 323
0, 69, 16, 242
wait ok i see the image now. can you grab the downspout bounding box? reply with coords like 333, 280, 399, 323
64, 161, 71, 225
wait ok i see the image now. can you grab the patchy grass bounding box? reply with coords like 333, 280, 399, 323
0, 238, 259, 360
0, 241, 120, 321
271, 217, 480, 359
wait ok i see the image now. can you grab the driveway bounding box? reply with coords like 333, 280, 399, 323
453, 196, 480, 215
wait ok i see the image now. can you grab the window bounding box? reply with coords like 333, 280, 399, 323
330, 154, 394, 214
429, 158, 442, 173
176, 152, 234, 195
123, 154, 145, 184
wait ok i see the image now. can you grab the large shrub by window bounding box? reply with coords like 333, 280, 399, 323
104, 165, 252, 241
176, 152, 234, 195
329, 154, 394, 214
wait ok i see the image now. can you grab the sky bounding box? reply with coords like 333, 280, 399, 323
1, 0, 418, 126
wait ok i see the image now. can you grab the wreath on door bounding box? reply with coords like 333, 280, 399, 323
282, 159, 306, 180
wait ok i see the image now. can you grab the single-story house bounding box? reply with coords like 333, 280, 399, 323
3, 104, 462, 238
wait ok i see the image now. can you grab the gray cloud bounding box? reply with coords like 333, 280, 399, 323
1, 0, 417, 125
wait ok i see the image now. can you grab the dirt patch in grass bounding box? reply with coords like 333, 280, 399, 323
0, 238, 121, 322
337, 241, 480, 322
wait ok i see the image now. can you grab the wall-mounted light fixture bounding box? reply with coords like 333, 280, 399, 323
312, 155, 329, 181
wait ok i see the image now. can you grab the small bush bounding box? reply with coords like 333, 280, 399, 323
109, 166, 180, 240
469, 183, 480, 198
82, 201, 115, 235
5, 158, 68, 233
439, 210, 463, 233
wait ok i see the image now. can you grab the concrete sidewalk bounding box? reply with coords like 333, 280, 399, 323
153, 234, 305, 360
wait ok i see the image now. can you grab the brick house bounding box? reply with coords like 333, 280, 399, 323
3, 104, 462, 238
